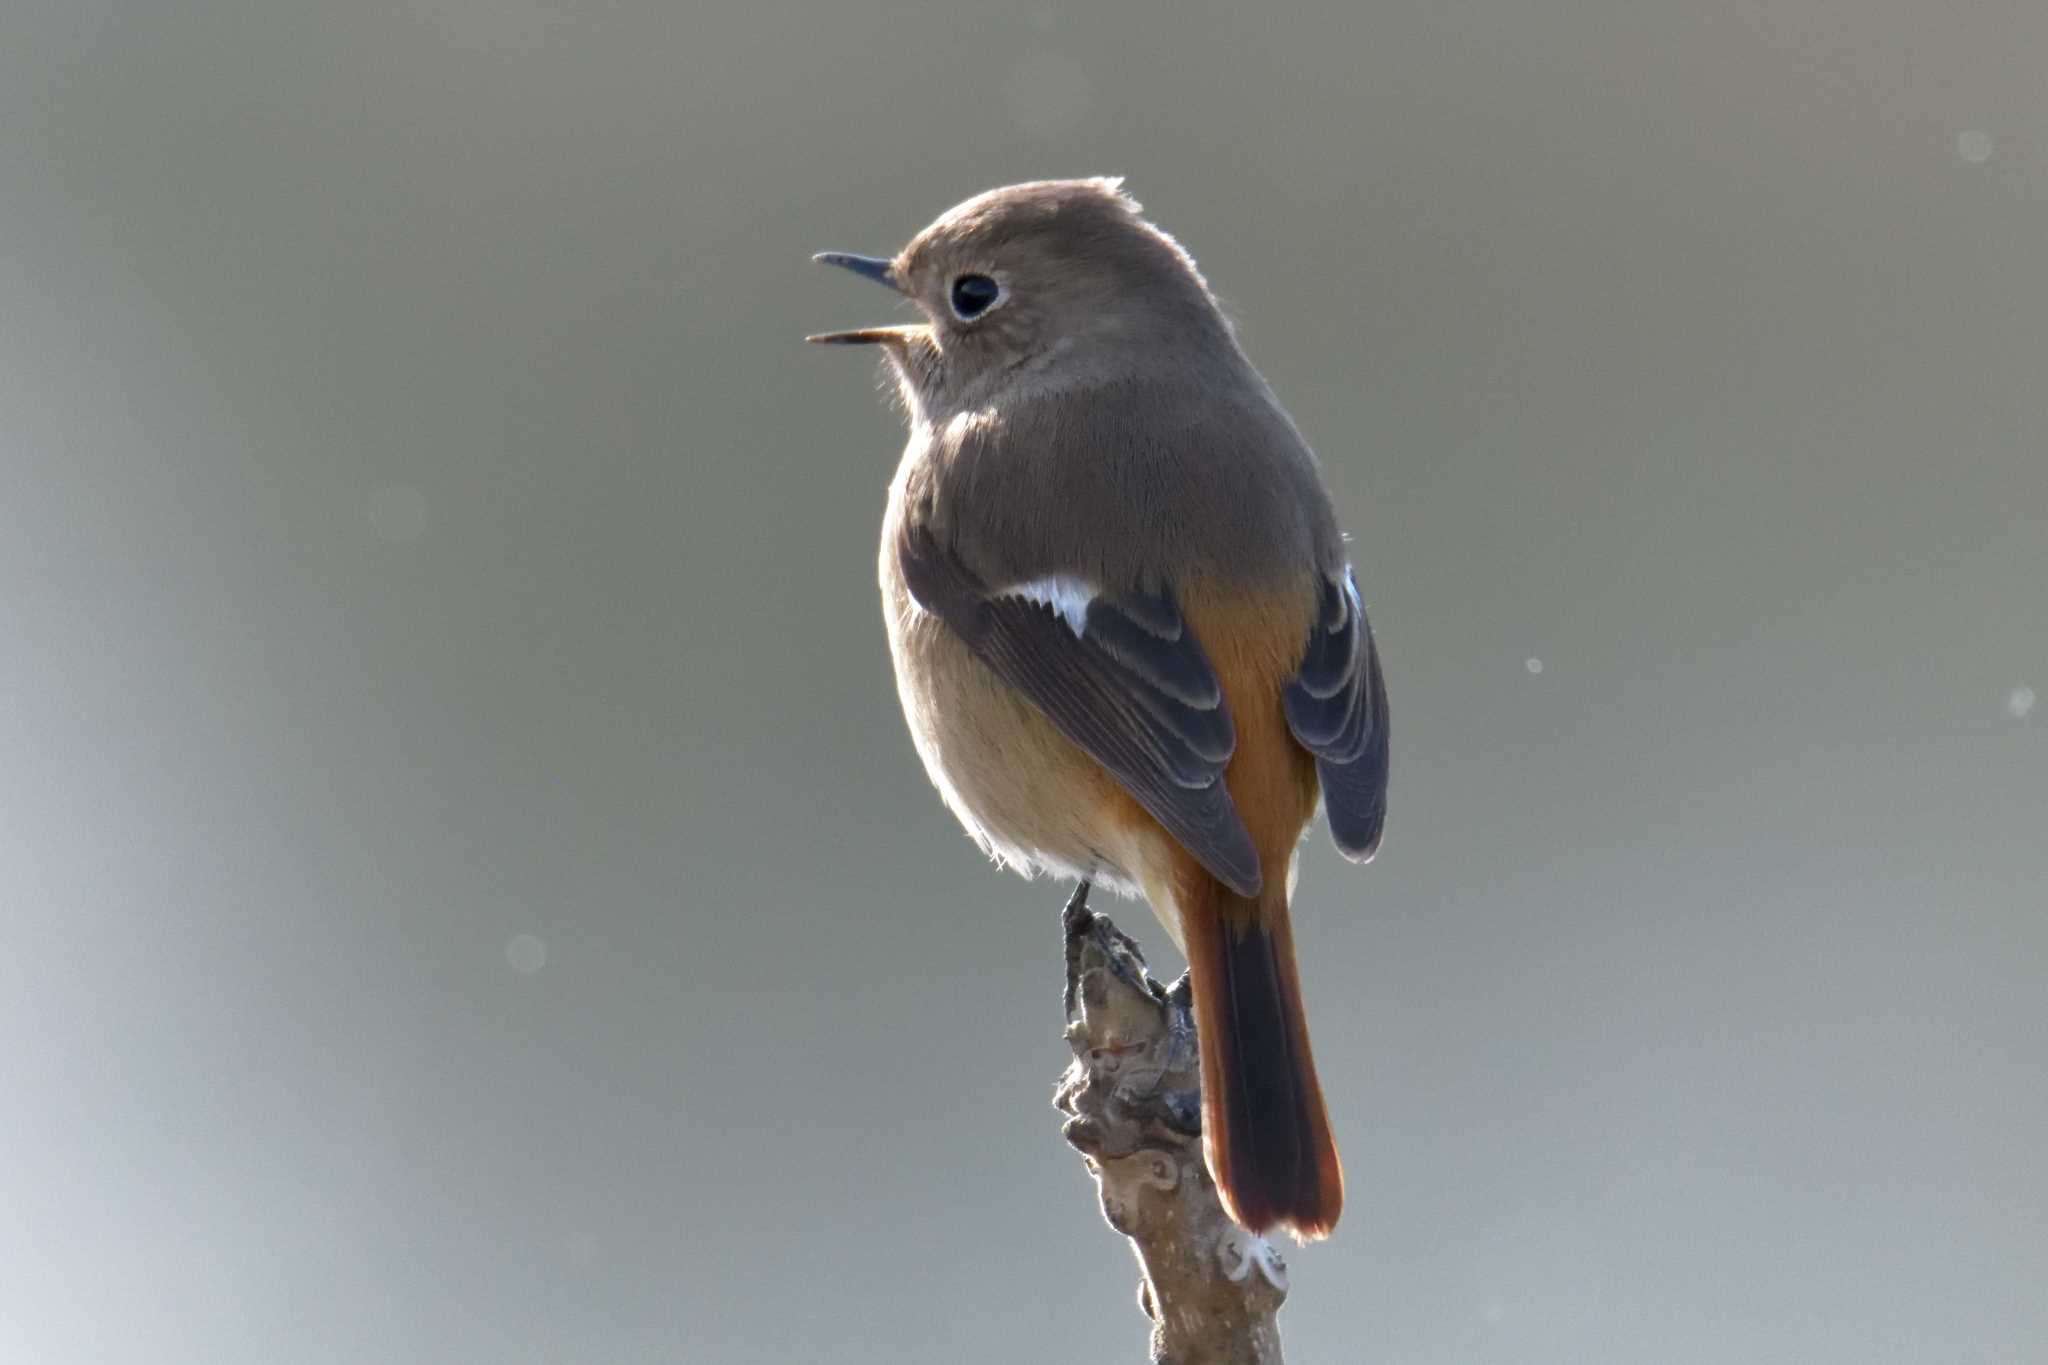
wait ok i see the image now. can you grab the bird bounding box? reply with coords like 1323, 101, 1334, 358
808, 178, 1388, 1241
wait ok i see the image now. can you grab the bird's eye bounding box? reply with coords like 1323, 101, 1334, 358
949, 274, 1002, 321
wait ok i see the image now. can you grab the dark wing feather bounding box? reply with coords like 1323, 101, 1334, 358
898, 523, 1261, 895
1282, 568, 1389, 862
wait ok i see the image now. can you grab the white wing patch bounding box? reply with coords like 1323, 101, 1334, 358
1007, 575, 1095, 638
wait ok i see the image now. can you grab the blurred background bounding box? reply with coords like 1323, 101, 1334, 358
3, 3, 2044, 1362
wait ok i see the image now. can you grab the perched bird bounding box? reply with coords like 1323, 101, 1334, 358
810, 179, 1388, 1240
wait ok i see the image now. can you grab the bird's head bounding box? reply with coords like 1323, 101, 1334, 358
809, 178, 1232, 420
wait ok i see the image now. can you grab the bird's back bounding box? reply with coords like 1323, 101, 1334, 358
895, 361, 1343, 599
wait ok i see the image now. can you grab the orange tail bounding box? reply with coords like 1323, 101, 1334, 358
1183, 874, 1344, 1240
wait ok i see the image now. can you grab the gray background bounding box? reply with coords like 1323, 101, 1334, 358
3, 3, 2044, 1362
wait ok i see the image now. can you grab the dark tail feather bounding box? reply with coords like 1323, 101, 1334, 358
1184, 879, 1344, 1241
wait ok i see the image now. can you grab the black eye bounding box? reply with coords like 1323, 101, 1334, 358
949, 274, 1001, 320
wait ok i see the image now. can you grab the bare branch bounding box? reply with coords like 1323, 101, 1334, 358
1055, 886, 1290, 1365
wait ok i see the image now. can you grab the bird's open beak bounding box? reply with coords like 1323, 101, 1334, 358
805, 325, 923, 346
807, 252, 911, 345
812, 252, 901, 290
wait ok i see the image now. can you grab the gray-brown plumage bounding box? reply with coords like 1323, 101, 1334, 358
810, 179, 1388, 1240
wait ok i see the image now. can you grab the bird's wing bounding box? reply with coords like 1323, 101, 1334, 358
897, 521, 1262, 896
1282, 567, 1390, 862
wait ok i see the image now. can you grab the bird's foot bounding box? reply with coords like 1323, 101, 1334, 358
1061, 878, 1095, 938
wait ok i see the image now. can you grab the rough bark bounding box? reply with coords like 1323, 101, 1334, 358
1054, 885, 1290, 1365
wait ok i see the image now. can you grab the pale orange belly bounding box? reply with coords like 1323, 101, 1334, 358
880, 560, 1142, 891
